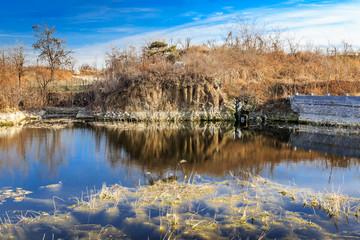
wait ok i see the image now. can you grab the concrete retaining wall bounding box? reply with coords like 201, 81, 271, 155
289, 94, 360, 126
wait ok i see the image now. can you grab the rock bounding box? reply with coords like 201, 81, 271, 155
76, 108, 95, 120
174, 61, 185, 68
38, 110, 46, 116
255, 116, 262, 123
0, 111, 26, 127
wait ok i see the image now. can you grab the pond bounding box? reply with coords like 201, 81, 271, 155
0, 123, 360, 239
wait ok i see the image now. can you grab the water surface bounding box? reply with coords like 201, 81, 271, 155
1, 123, 360, 238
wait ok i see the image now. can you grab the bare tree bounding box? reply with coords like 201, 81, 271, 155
286, 35, 302, 56
184, 37, 192, 49
34, 58, 51, 105
32, 24, 73, 82
0, 49, 7, 84
105, 45, 139, 82
79, 63, 94, 71
68, 56, 77, 72
8, 42, 28, 88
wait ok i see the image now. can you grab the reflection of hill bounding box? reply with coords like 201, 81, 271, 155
96, 125, 360, 176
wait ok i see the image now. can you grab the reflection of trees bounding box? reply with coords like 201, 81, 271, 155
95, 125, 360, 177
0, 128, 66, 178
93, 125, 233, 172
0, 128, 28, 176
1, 125, 359, 181
35, 129, 66, 177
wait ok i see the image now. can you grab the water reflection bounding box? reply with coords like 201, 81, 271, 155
93, 125, 360, 177
0, 124, 359, 187
290, 131, 360, 160
0, 128, 67, 178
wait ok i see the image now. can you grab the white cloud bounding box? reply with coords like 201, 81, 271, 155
73, 0, 360, 66
265, 1, 360, 45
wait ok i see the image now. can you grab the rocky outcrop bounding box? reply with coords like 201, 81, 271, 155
103, 74, 236, 122
95, 109, 235, 122
0, 111, 27, 127
43, 108, 79, 119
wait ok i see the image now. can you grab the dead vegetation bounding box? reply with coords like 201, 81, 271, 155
98, 21, 360, 113
1, 21, 360, 112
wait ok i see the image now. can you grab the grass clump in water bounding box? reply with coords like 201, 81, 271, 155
0, 187, 32, 203
2, 170, 360, 239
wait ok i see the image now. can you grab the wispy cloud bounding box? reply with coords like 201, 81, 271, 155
94, 27, 146, 33
0, 33, 32, 38
222, 6, 234, 11
73, 0, 360, 66
282, 0, 305, 5
181, 11, 198, 17
71, 7, 159, 23
263, 1, 360, 45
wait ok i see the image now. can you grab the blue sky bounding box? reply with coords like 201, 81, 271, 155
0, 0, 359, 66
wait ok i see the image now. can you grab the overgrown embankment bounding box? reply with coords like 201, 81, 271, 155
1, 24, 360, 122
104, 72, 234, 121
91, 36, 360, 122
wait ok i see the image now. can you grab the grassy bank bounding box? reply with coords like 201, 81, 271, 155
1, 23, 360, 114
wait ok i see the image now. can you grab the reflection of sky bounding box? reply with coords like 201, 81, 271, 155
0, 127, 360, 213
0, 128, 145, 213
264, 160, 360, 197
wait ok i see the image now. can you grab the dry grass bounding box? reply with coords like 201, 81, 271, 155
229, 171, 358, 230
2, 22, 359, 111
99, 32, 360, 113
63, 170, 360, 238
1, 171, 360, 239
74, 184, 130, 211
0, 61, 102, 109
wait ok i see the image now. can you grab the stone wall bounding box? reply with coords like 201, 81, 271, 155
289, 94, 360, 126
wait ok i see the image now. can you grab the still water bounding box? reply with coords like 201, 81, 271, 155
1, 124, 360, 207
0, 123, 360, 238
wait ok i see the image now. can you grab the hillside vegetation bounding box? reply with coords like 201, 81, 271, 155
1, 23, 360, 113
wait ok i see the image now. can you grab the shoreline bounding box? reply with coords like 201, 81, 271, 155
1, 94, 360, 129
